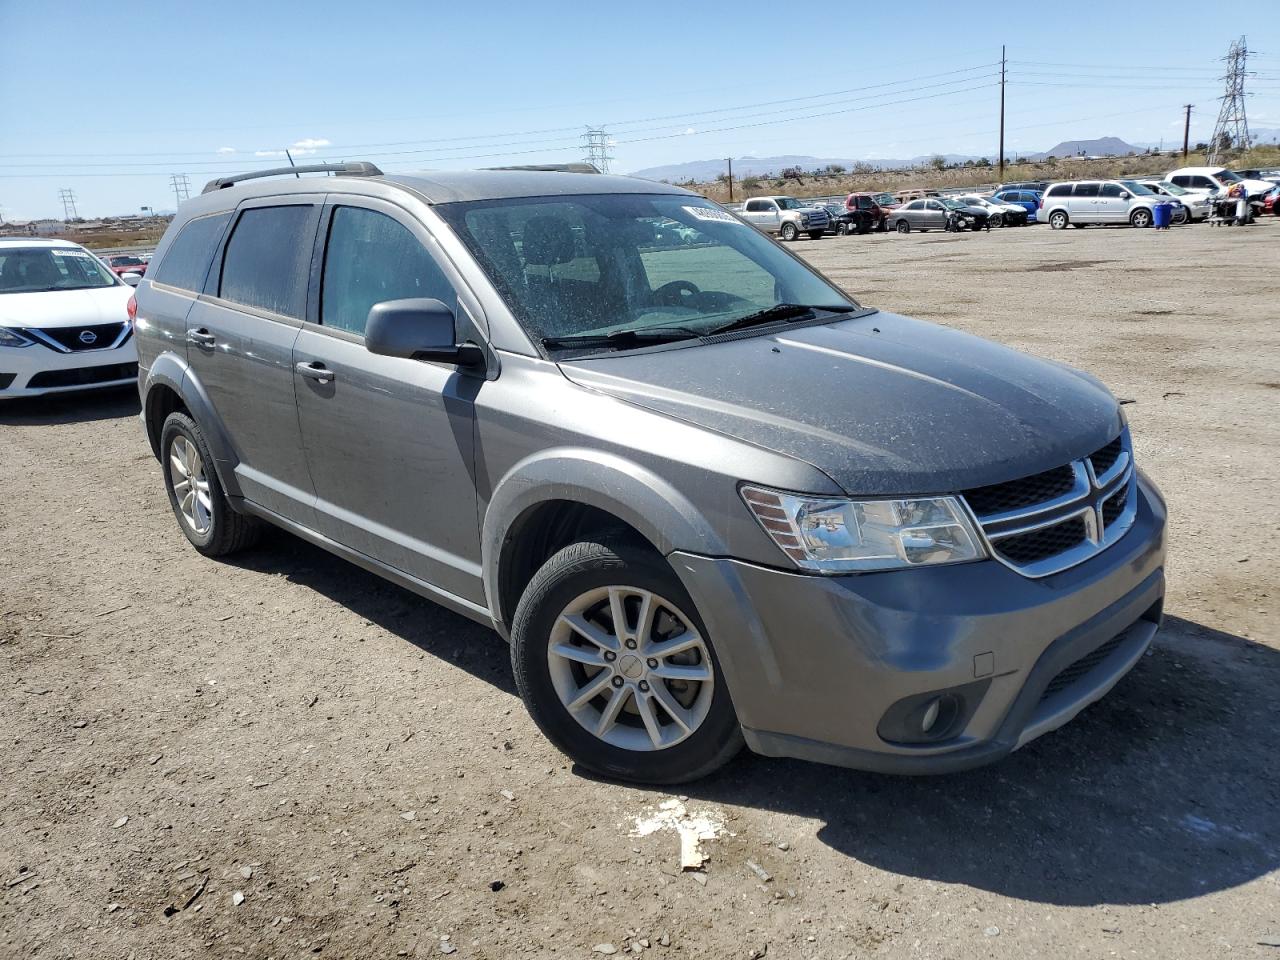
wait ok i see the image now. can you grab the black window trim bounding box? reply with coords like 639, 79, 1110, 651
199, 194, 324, 327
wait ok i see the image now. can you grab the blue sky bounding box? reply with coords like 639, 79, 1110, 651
2, 0, 1278, 220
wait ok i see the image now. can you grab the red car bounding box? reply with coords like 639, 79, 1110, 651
102, 253, 148, 278
845, 191, 901, 232
1263, 186, 1279, 216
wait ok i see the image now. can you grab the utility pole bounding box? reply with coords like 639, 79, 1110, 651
1209, 36, 1252, 163
168, 173, 190, 208
58, 188, 78, 221
1182, 104, 1193, 159
581, 127, 614, 174
997, 45, 1007, 180
726, 158, 734, 202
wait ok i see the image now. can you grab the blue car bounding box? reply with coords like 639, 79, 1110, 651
991, 189, 1044, 223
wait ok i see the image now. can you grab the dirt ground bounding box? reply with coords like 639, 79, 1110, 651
2, 218, 1278, 960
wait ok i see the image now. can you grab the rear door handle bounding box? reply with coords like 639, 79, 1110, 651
187, 328, 216, 346
296, 360, 335, 384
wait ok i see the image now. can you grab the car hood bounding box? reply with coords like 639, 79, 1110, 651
558, 312, 1123, 496
0, 285, 133, 329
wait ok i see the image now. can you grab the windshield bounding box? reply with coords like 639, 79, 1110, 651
109, 255, 146, 267
940, 198, 968, 210
436, 194, 858, 350
1217, 170, 1242, 183
1156, 181, 1188, 195
1120, 180, 1156, 196
0, 247, 118, 294
872, 193, 896, 205
775, 197, 809, 210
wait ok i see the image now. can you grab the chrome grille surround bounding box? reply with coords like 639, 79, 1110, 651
963, 431, 1137, 578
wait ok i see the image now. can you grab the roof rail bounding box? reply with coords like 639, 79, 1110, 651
200, 161, 384, 195
484, 163, 600, 174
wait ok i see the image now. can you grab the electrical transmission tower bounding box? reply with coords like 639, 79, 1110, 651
169, 173, 191, 207
58, 188, 78, 220
581, 127, 613, 174
1208, 36, 1253, 163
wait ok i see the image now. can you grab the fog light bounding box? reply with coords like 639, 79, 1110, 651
920, 698, 941, 734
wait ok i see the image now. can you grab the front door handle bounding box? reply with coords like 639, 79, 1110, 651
296, 360, 335, 384
187, 328, 215, 347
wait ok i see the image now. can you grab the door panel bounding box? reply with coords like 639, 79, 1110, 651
292, 200, 484, 603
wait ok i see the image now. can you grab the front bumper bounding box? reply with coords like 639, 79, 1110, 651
669, 470, 1166, 774
0, 339, 138, 398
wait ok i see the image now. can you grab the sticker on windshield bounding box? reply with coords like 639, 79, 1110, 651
683, 205, 740, 224
57, 249, 93, 258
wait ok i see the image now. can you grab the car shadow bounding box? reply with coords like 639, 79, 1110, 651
0, 385, 140, 425
219, 530, 1280, 907
671, 615, 1280, 907
227, 529, 515, 695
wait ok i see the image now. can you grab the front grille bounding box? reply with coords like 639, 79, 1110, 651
1040, 633, 1126, 701
962, 431, 1136, 578
994, 515, 1088, 566
26, 362, 137, 389
1089, 436, 1123, 476
29, 322, 129, 352
964, 464, 1076, 516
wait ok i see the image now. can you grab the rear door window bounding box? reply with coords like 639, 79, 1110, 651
151, 213, 231, 293
1073, 183, 1100, 198
219, 205, 315, 319
320, 206, 455, 336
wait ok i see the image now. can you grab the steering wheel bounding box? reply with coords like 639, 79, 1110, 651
653, 279, 702, 307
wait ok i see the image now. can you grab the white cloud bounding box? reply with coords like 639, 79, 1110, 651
684, 127, 696, 136
215, 146, 236, 154
254, 150, 286, 158
292, 137, 331, 150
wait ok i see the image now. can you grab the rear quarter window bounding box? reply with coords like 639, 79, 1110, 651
151, 213, 231, 292
1046, 184, 1071, 197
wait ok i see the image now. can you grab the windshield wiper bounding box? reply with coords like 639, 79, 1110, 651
541, 326, 702, 351
706, 302, 854, 336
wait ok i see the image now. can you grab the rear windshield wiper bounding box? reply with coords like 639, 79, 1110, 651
541, 326, 702, 351
706, 302, 855, 336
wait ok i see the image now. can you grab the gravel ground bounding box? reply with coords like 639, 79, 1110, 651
2, 218, 1277, 960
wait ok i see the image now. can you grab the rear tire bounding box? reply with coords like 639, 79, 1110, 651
511, 536, 744, 784
1048, 210, 1069, 230
990, 213, 1004, 228
160, 412, 261, 557
808, 231, 824, 240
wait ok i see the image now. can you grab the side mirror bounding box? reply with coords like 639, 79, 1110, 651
1118, 192, 1130, 200
121, 272, 143, 287
365, 298, 483, 367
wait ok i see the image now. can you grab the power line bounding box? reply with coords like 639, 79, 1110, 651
58, 188, 78, 220
1209, 36, 1253, 162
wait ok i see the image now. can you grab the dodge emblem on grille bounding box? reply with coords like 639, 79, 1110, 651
78, 330, 97, 345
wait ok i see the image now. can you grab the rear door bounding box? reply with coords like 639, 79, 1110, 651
291, 197, 485, 604
1069, 182, 1100, 221
183, 197, 320, 524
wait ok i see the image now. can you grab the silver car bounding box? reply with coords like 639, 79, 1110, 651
891, 197, 985, 232
134, 162, 1166, 783
1041, 179, 1164, 229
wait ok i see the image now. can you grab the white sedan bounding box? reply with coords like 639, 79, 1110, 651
1135, 181, 1210, 222
0, 239, 138, 398
955, 195, 1028, 226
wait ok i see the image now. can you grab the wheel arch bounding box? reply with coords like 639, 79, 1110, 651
141, 353, 243, 498
483, 449, 729, 634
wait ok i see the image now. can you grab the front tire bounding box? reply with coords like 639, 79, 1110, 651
511, 536, 743, 784
160, 412, 261, 557
1048, 210, 1069, 230
895, 220, 911, 233
1130, 208, 1153, 228
990, 213, 1004, 228
780, 223, 799, 242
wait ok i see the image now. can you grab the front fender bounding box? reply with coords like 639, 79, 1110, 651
142, 352, 243, 499
481, 447, 729, 627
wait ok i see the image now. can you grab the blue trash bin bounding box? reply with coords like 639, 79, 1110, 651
1152, 202, 1172, 229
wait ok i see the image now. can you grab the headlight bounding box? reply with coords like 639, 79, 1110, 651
0, 326, 33, 348
741, 485, 986, 573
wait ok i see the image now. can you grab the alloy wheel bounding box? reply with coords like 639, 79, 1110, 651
547, 585, 715, 752
169, 435, 212, 535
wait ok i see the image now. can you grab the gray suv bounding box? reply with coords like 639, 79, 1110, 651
135, 162, 1167, 783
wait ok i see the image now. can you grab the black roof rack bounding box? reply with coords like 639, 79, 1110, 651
200, 161, 384, 195
484, 163, 600, 174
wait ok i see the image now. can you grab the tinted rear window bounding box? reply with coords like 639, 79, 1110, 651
219, 205, 315, 318
151, 213, 231, 292
1073, 183, 1099, 198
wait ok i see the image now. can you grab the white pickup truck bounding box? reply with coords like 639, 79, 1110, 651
737, 196, 830, 241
